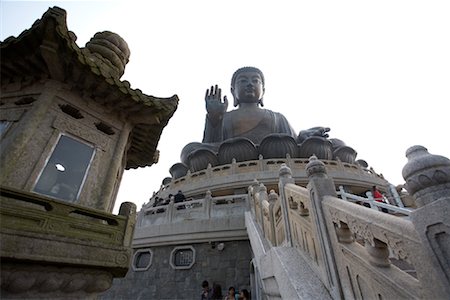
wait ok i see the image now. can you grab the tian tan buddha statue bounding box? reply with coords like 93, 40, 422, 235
172, 66, 357, 178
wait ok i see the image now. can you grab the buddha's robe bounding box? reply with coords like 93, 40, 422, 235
202, 109, 296, 145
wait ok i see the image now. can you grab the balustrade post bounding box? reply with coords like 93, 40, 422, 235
278, 164, 295, 247
166, 198, 174, 223
305, 156, 343, 299
258, 183, 268, 236
118, 202, 136, 247
389, 183, 404, 207
268, 190, 278, 245
204, 190, 212, 219
249, 180, 259, 216
402, 145, 450, 299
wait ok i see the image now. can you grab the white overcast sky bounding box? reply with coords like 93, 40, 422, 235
2, 1, 449, 213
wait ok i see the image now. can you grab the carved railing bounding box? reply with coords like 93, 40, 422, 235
138, 192, 248, 227
336, 185, 413, 216
248, 154, 450, 300
0, 185, 136, 295
155, 156, 386, 201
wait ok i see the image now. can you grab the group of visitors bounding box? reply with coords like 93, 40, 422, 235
201, 280, 250, 300
151, 190, 188, 212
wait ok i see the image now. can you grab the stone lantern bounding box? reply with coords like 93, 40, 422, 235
0, 7, 178, 298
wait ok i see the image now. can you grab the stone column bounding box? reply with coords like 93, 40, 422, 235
305, 156, 343, 299
278, 164, 295, 247
119, 201, 136, 247
258, 183, 268, 237
101, 121, 132, 211
402, 145, 450, 299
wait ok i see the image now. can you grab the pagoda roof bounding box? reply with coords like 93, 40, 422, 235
1, 6, 178, 169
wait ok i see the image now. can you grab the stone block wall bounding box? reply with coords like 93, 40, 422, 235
101, 240, 252, 299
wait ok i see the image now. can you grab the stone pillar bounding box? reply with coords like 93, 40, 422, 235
278, 164, 295, 247
119, 201, 136, 247
267, 190, 278, 245
258, 183, 268, 236
402, 145, 450, 299
204, 190, 212, 219
0, 80, 61, 185
101, 121, 133, 211
305, 156, 343, 299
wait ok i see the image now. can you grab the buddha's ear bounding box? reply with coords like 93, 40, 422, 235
231, 86, 238, 107
259, 87, 265, 107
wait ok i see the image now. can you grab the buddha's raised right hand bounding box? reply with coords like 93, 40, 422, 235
205, 84, 228, 121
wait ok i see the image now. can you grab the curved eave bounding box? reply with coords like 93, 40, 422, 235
1, 6, 179, 169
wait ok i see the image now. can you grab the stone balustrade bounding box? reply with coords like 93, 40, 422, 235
247, 148, 450, 299
0, 185, 136, 297
139, 193, 248, 227
151, 156, 386, 204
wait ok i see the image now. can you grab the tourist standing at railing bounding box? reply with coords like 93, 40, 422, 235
372, 186, 388, 212
175, 190, 186, 209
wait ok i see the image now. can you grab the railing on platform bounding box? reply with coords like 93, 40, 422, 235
336, 186, 413, 216
138, 193, 248, 227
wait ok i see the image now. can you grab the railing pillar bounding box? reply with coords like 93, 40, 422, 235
166, 198, 174, 223
278, 164, 295, 247
249, 179, 259, 216
402, 145, 450, 299
118, 202, 136, 247
204, 190, 212, 219
305, 156, 343, 299
268, 190, 278, 245
257, 183, 268, 237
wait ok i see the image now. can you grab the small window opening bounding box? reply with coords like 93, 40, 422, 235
95, 122, 115, 135
15, 97, 36, 105
59, 104, 84, 119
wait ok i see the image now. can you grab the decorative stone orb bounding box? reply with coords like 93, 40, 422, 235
169, 163, 189, 179
218, 137, 259, 165
187, 148, 218, 172
298, 136, 333, 160
259, 134, 298, 159
85, 31, 130, 77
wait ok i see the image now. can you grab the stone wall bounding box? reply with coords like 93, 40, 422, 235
101, 240, 252, 299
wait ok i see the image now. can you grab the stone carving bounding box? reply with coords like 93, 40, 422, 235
171, 67, 357, 176
383, 232, 411, 264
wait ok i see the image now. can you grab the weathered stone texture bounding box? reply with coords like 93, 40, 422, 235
100, 240, 252, 299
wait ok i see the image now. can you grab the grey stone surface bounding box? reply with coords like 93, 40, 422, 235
100, 240, 252, 299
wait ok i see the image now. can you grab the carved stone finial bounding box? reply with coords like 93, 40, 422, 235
258, 183, 267, 193
306, 155, 327, 178
85, 31, 130, 78
279, 163, 292, 178
268, 190, 278, 203
402, 145, 450, 207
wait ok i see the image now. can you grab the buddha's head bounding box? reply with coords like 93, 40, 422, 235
231, 66, 265, 107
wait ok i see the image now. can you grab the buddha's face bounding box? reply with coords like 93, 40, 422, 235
232, 70, 264, 105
